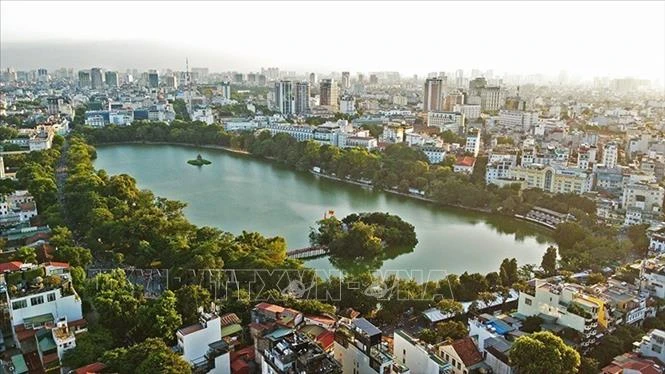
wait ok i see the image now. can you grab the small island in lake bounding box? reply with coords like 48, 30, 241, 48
309, 212, 418, 261
187, 154, 212, 166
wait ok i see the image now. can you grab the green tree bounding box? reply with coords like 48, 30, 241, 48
435, 320, 468, 340
419, 328, 438, 344
437, 298, 463, 315
553, 222, 587, 251
15, 247, 37, 263
627, 223, 650, 256
175, 285, 212, 325
102, 338, 191, 374
61, 327, 114, 368
499, 258, 518, 286
541, 246, 558, 275
522, 316, 543, 333
510, 331, 580, 374
135, 290, 182, 343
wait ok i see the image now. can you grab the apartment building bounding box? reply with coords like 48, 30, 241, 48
333, 318, 405, 374
2, 261, 86, 372
517, 280, 605, 349
427, 111, 465, 134
393, 330, 452, 374
510, 164, 593, 194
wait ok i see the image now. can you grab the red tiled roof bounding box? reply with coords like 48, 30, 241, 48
601, 353, 663, 374
230, 346, 255, 362
305, 315, 336, 325
220, 312, 241, 326
16, 328, 36, 341
455, 156, 476, 167
42, 352, 59, 364
231, 358, 249, 373
0, 261, 23, 272
45, 261, 70, 269
69, 318, 88, 329
316, 330, 335, 351
74, 362, 107, 374
255, 302, 285, 313
451, 337, 483, 367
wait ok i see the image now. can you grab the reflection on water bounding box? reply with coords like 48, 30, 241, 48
95, 144, 553, 279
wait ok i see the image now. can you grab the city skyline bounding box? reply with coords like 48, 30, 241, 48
1, 1, 664, 84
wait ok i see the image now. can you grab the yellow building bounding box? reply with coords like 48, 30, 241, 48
510, 164, 593, 194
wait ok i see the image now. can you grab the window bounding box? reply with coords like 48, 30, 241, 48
12, 300, 27, 310
31, 295, 44, 306
652, 344, 662, 353
525, 298, 533, 306
47, 292, 56, 302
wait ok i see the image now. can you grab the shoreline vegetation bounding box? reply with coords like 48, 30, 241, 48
79, 121, 634, 271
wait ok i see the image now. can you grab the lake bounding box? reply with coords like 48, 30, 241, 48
94, 144, 552, 279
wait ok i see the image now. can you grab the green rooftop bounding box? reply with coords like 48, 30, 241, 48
220, 323, 242, 338
11, 354, 28, 374
24, 313, 54, 328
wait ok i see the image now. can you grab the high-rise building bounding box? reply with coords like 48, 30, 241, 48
37, 68, 48, 82
357, 73, 365, 83
163, 75, 177, 89
90, 67, 104, 89
602, 142, 618, 168
294, 81, 310, 115
340, 94, 355, 114
78, 70, 91, 88
275, 80, 294, 115
480, 87, 503, 111
319, 79, 339, 109
423, 77, 444, 112
469, 77, 487, 97
308, 72, 317, 86
148, 70, 160, 88
369, 74, 378, 85
341, 71, 350, 89
220, 81, 231, 99
104, 71, 119, 88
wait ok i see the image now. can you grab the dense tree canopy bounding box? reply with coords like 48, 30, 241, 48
510, 331, 581, 374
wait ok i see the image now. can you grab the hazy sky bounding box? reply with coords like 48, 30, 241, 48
1, 1, 664, 82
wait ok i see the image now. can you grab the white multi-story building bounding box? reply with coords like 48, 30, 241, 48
420, 146, 447, 164
517, 280, 604, 342
275, 80, 294, 116
453, 104, 481, 120
2, 261, 86, 370
333, 318, 402, 374
340, 95, 355, 114
602, 142, 619, 168
622, 182, 664, 215
294, 81, 310, 115
427, 111, 465, 134
465, 131, 481, 156
176, 312, 224, 367
485, 153, 517, 185
393, 330, 452, 374
192, 106, 215, 125
498, 110, 538, 131
0, 190, 37, 226
577, 144, 598, 170
636, 329, 665, 364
